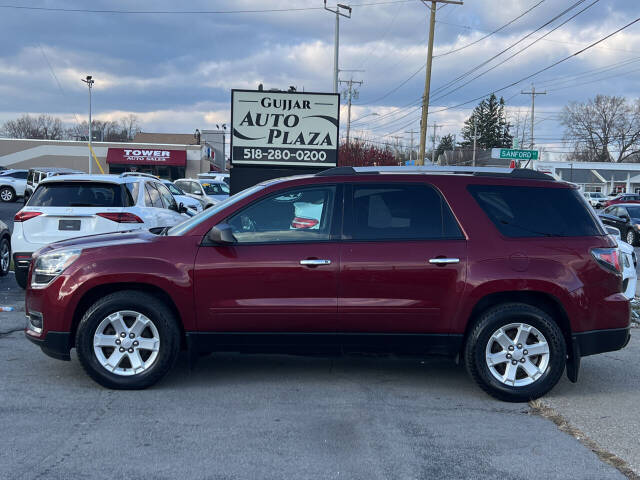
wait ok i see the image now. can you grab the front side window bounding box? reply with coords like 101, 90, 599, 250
347, 183, 462, 241
145, 183, 163, 208
469, 185, 604, 238
155, 182, 177, 210
227, 186, 336, 243
165, 183, 183, 196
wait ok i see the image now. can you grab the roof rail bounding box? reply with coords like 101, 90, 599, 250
315, 165, 553, 180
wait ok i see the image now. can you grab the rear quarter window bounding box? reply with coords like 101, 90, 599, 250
27, 182, 128, 207
468, 185, 604, 238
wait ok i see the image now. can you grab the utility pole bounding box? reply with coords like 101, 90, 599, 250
418, 0, 463, 165
81, 75, 94, 174
472, 116, 478, 167
324, 1, 352, 94
405, 130, 418, 164
521, 83, 546, 150
339, 78, 362, 147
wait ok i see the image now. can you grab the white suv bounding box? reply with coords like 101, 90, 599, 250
12, 174, 189, 288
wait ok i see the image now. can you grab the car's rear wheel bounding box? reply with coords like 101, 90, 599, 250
76, 291, 180, 389
0, 187, 15, 202
0, 237, 10, 276
464, 303, 566, 402
626, 228, 638, 246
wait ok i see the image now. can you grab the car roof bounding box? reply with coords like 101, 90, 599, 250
39, 174, 158, 185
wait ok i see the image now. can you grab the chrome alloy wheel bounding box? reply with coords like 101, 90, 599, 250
93, 310, 160, 376
0, 241, 9, 273
485, 322, 550, 387
0, 188, 13, 202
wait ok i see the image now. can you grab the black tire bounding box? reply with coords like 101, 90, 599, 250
626, 228, 638, 246
75, 290, 181, 389
0, 237, 10, 276
15, 267, 28, 289
464, 303, 566, 402
0, 186, 15, 202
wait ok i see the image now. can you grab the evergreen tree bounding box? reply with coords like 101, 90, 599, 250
459, 94, 512, 149
435, 133, 455, 162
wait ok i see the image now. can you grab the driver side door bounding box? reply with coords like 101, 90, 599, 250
194, 184, 342, 333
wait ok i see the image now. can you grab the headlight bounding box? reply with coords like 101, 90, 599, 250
31, 248, 82, 288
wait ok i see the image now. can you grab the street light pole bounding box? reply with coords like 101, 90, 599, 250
324, 1, 352, 94
81, 75, 95, 174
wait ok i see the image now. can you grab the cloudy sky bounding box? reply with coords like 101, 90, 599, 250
1, 0, 639, 158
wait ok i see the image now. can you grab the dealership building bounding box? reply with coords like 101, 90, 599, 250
534, 161, 640, 195
0, 130, 227, 180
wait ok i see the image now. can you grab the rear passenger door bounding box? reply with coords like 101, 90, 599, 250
338, 182, 466, 334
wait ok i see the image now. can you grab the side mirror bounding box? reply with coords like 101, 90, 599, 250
193, 190, 203, 196
178, 202, 188, 214
206, 223, 236, 245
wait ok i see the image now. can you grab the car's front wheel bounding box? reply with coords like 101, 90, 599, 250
76, 291, 180, 389
464, 303, 566, 402
0, 186, 15, 202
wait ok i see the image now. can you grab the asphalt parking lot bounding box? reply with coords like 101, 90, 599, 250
0, 200, 638, 479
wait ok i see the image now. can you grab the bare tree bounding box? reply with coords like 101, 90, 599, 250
119, 114, 141, 141
2, 114, 64, 140
67, 115, 143, 142
561, 95, 640, 162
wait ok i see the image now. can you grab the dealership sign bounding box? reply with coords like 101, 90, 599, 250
106, 148, 186, 166
231, 89, 339, 167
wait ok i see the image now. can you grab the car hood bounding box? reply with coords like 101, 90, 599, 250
34, 229, 157, 256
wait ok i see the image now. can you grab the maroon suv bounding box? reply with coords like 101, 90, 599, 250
24, 167, 630, 402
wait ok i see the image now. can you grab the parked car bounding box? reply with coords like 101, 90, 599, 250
161, 180, 203, 213
599, 204, 640, 245
198, 172, 229, 185
583, 191, 607, 209
12, 174, 188, 289
603, 193, 640, 208
174, 178, 229, 208
24, 167, 84, 202
24, 166, 630, 402
603, 226, 637, 300
0, 220, 10, 277
0, 170, 29, 202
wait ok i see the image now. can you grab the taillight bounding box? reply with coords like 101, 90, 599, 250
291, 217, 319, 229
14, 211, 42, 222
97, 212, 143, 223
592, 248, 621, 273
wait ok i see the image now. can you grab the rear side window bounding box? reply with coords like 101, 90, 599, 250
28, 182, 128, 207
125, 182, 140, 204
468, 185, 605, 237
347, 183, 462, 241
145, 183, 163, 208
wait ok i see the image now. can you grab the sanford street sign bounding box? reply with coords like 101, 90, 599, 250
491, 148, 539, 160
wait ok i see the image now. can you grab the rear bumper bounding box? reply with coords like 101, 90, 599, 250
25, 330, 71, 361
573, 327, 631, 357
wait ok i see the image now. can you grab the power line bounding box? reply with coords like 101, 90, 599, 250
0, 1, 414, 14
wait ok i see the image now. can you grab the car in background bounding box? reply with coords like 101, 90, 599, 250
0, 220, 10, 277
24, 167, 84, 202
599, 204, 640, 245
603, 193, 640, 208
583, 191, 607, 209
603, 226, 637, 300
198, 172, 229, 185
161, 180, 203, 213
0, 169, 29, 202
174, 178, 229, 209
12, 174, 188, 289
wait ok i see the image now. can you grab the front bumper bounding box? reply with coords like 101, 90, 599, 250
25, 330, 71, 361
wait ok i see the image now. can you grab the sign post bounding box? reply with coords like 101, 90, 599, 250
230, 89, 340, 194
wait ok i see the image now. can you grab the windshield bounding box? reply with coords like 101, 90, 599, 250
626, 207, 640, 217
201, 182, 230, 195
167, 184, 265, 236
165, 182, 184, 196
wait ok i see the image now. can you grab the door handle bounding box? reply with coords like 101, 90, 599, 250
300, 259, 331, 266
429, 258, 460, 265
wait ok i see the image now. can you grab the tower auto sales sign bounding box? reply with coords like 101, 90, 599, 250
231, 89, 339, 167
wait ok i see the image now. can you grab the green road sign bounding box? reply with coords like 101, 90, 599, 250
491, 148, 539, 160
